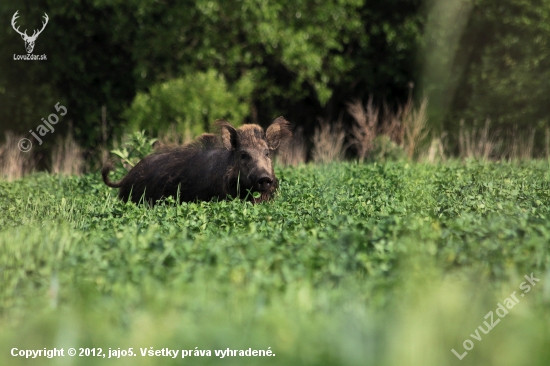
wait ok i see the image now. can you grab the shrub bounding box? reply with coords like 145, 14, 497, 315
109, 130, 158, 170
369, 135, 407, 162
124, 70, 254, 137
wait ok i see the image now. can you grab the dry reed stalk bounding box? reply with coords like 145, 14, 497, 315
311, 119, 346, 163
347, 96, 378, 162
546, 127, 550, 160
51, 131, 84, 175
422, 132, 447, 163
458, 119, 495, 160
522, 128, 536, 160
0, 131, 36, 181
277, 127, 307, 166
506, 125, 535, 161
402, 97, 429, 159
101, 105, 109, 163
381, 102, 405, 145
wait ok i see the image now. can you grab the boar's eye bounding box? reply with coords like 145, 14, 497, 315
240, 151, 250, 160
265, 151, 270, 158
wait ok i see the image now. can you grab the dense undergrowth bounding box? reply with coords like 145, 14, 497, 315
1, 161, 550, 365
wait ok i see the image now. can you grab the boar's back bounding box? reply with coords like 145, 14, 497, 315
118, 147, 233, 204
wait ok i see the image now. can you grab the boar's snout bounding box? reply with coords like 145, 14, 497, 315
256, 176, 274, 191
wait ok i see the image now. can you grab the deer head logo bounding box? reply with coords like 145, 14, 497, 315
11, 11, 49, 54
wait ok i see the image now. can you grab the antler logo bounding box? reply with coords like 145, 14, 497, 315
11, 10, 49, 54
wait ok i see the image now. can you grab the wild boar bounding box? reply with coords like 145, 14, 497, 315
102, 117, 292, 204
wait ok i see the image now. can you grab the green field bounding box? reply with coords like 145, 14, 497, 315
1, 161, 550, 365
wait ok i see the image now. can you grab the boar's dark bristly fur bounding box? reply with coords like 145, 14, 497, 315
102, 117, 292, 205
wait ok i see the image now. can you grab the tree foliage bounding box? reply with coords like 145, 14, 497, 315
0, 0, 423, 159
9, 0, 550, 159
125, 70, 254, 136
449, 0, 550, 140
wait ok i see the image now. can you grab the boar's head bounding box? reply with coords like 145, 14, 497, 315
220, 117, 291, 202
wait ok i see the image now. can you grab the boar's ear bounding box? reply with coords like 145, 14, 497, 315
266, 116, 292, 150
217, 120, 239, 150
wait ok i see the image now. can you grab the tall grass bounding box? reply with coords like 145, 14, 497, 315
458, 119, 495, 160
345, 95, 429, 161
504, 125, 536, 161
277, 127, 307, 166
0, 131, 35, 181
422, 132, 447, 163
311, 119, 346, 163
345, 94, 544, 163
402, 97, 429, 159
458, 119, 539, 161
51, 131, 84, 175
348, 97, 378, 162
2, 96, 547, 175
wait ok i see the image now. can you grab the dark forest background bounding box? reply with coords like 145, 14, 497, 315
1, 0, 549, 167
